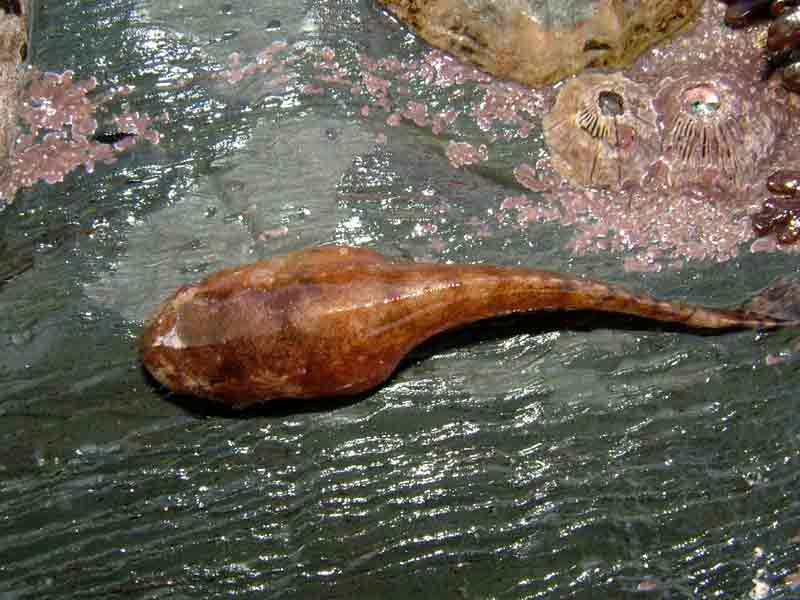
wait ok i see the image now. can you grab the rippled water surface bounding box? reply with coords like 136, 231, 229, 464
1, 0, 800, 597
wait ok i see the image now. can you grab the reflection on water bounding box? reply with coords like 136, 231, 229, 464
1, 0, 800, 598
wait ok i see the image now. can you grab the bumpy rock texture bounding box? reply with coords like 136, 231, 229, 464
376, 0, 705, 85
0, 1, 26, 161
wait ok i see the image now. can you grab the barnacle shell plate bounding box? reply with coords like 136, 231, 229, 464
543, 72, 659, 189
654, 71, 788, 192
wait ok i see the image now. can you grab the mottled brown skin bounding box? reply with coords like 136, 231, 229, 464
140, 245, 795, 409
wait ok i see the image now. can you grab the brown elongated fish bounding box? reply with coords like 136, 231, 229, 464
140, 245, 799, 409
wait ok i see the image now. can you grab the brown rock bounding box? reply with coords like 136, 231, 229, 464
376, 0, 704, 86
0, 1, 26, 162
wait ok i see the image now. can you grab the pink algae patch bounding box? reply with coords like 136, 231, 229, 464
446, 141, 487, 169
257, 225, 290, 241
6, 1, 786, 274
217, 41, 291, 86
402, 101, 428, 127
1, 70, 161, 202
338, 48, 546, 142
472, 80, 545, 136
509, 163, 758, 272
188, 8, 800, 270
499, 194, 561, 227
96, 1, 794, 272
301, 1, 799, 270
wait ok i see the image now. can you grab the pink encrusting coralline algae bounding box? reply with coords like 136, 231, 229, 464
0, 70, 161, 203
506, 165, 757, 272
267, 0, 800, 272
15, 0, 793, 273
217, 41, 290, 86
445, 141, 488, 169
0, 39, 300, 204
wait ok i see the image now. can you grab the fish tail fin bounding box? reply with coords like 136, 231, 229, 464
736, 278, 800, 328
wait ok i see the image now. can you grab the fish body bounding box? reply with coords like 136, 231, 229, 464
140, 245, 794, 408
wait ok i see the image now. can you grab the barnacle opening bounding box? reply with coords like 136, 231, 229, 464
666, 83, 738, 167
683, 85, 721, 116
598, 90, 624, 117
655, 68, 784, 194
576, 89, 625, 143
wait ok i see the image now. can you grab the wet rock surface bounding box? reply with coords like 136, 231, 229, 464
2, 1, 800, 598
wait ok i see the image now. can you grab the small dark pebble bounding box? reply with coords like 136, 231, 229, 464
266, 19, 281, 30
91, 131, 136, 145
782, 59, 800, 90
726, 0, 775, 27
0, 0, 22, 16
725, 0, 800, 95
767, 9, 800, 51
766, 169, 800, 195
751, 196, 800, 243
771, 0, 800, 17
776, 222, 800, 243
752, 201, 779, 236
762, 46, 800, 80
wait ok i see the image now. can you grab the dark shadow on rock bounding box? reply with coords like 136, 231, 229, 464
143, 366, 370, 419
399, 309, 764, 368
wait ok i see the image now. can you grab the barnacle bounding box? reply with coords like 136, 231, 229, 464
543, 72, 659, 189
653, 70, 786, 192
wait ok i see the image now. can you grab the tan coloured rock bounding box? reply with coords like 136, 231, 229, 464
377, 0, 704, 86
0, 1, 27, 161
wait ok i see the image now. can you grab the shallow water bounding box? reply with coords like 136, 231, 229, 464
1, 0, 800, 597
